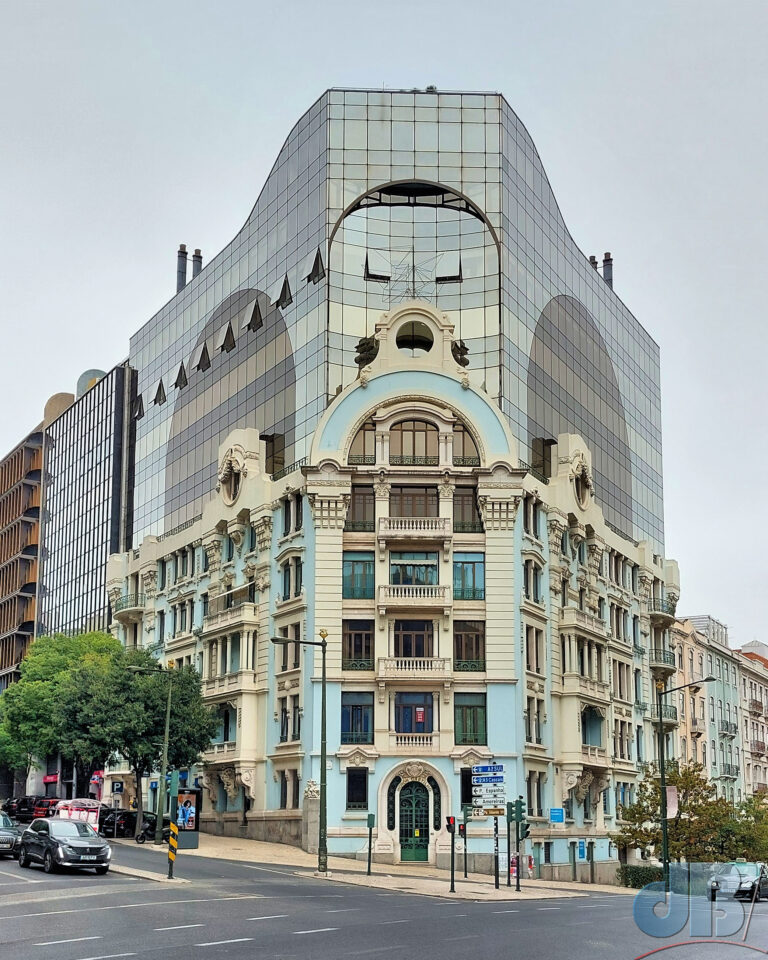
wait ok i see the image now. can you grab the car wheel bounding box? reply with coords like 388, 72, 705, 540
42, 851, 55, 874
18, 846, 29, 868
755, 888, 762, 903
95, 866, 109, 875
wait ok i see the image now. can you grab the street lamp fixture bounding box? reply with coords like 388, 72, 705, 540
128, 661, 176, 847
655, 673, 716, 889
271, 630, 328, 874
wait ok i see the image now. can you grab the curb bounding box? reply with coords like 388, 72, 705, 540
110, 862, 190, 884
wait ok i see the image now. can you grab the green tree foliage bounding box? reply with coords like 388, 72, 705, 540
0, 632, 122, 788
99, 648, 217, 833
611, 762, 766, 863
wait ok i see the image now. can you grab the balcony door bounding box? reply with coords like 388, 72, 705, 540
394, 620, 434, 659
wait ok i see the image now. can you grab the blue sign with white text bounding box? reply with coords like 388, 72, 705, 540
471, 765, 504, 774
578, 839, 586, 860
471, 775, 505, 784
549, 807, 564, 823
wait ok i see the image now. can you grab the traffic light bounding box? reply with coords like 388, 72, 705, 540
514, 798, 525, 822
458, 823, 466, 839
520, 820, 531, 840
445, 816, 456, 834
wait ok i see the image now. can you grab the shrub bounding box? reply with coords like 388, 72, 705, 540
617, 864, 664, 888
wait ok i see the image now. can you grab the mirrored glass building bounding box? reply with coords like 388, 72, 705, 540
130, 88, 664, 552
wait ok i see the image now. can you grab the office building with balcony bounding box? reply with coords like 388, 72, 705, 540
102, 88, 683, 880
671, 616, 743, 801
108, 301, 681, 881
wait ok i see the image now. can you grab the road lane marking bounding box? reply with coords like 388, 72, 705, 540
78, 955, 136, 960
492, 909, 519, 913
153, 924, 205, 931
538, 906, 560, 910
326, 908, 359, 913
246, 915, 288, 921
1, 894, 269, 920
35, 936, 103, 946
378, 919, 411, 924
293, 927, 339, 934
196, 939, 253, 947
0, 867, 44, 884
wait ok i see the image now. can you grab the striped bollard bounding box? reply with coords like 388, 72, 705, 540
168, 821, 178, 878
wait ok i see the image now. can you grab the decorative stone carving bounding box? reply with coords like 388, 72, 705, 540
219, 766, 239, 802
477, 495, 520, 531
237, 767, 258, 801
200, 769, 219, 807
373, 473, 391, 498
573, 769, 594, 803
141, 568, 158, 599
255, 573, 270, 593
204, 539, 223, 574
217, 446, 248, 505
438, 474, 455, 499
547, 517, 567, 557
304, 779, 320, 799
252, 516, 272, 553
398, 761, 428, 785
308, 493, 350, 529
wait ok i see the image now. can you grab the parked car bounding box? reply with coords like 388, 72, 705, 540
101, 810, 155, 838
0, 812, 21, 859
18, 818, 112, 874
710, 861, 768, 900
10, 797, 44, 824
33, 799, 59, 819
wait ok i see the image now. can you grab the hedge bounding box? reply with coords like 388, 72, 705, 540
617, 864, 664, 888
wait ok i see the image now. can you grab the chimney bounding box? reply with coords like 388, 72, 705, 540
192, 248, 203, 279
602, 252, 613, 289
176, 244, 188, 293
589, 255, 598, 270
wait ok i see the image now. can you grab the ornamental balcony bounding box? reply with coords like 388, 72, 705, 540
751, 740, 767, 755
377, 656, 452, 682
202, 740, 238, 763
113, 593, 146, 624
651, 703, 679, 726
719, 720, 738, 738
649, 597, 677, 625
377, 516, 452, 558
389, 731, 436, 752
203, 601, 259, 635
562, 673, 610, 702
755, 782, 768, 793
649, 647, 676, 675
645, 760, 679, 777
203, 669, 259, 697
454, 658, 486, 673
559, 607, 608, 640
377, 583, 452, 616
581, 744, 609, 766
749, 698, 764, 715
341, 658, 375, 672
717, 763, 739, 780
690, 717, 705, 738
634, 700, 648, 713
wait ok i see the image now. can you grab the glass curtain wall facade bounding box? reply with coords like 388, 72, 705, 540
128, 88, 664, 550
38, 366, 128, 635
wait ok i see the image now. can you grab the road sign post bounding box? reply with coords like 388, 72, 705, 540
462, 804, 471, 878
493, 816, 500, 889
506, 814, 511, 887
167, 769, 179, 880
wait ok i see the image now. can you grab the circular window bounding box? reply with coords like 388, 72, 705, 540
396, 320, 434, 356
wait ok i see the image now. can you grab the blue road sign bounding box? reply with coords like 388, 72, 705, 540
578, 839, 586, 860
471, 764, 504, 774
471, 775, 505, 784
549, 807, 564, 823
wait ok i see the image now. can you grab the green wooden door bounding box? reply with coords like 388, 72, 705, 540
399, 781, 429, 862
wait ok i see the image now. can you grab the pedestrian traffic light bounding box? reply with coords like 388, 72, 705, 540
520, 820, 531, 840
446, 816, 456, 834
458, 823, 466, 839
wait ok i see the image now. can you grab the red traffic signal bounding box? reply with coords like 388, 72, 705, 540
458, 823, 466, 839
445, 816, 456, 833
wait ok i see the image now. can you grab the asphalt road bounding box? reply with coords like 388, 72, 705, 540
1, 847, 766, 960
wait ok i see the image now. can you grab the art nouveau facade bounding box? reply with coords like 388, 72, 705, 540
107, 301, 682, 882
735, 641, 768, 798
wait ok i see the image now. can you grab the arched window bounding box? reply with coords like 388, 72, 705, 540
389, 420, 438, 465
453, 422, 479, 466
350, 419, 376, 464
387, 776, 402, 830
427, 776, 441, 831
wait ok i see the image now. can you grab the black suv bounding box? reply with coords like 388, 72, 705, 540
18, 818, 112, 874
8, 797, 43, 824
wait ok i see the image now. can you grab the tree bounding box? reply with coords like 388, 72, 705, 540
100, 648, 217, 834
1, 632, 123, 792
611, 762, 737, 863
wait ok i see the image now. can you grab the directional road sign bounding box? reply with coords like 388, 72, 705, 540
473, 785, 506, 796
483, 807, 506, 817
471, 764, 504, 774
472, 775, 505, 784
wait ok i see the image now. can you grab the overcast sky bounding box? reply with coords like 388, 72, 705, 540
1, 1, 765, 646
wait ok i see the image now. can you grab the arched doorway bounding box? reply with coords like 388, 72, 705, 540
399, 781, 429, 861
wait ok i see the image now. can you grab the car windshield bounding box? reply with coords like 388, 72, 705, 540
718, 863, 759, 877
0, 814, 13, 829
50, 821, 98, 838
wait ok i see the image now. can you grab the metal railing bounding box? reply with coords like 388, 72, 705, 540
114, 593, 145, 613
454, 586, 485, 601
389, 455, 439, 466
749, 698, 764, 714
342, 658, 374, 671
649, 648, 676, 668
720, 763, 739, 779
634, 701, 648, 712
518, 460, 550, 484
342, 580, 375, 600
751, 740, 767, 754
453, 456, 480, 467
348, 455, 375, 465
719, 720, 738, 737
344, 520, 375, 532
454, 659, 486, 672
633, 643, 645, 657
649, 597, 677, 617
341, 730, 374, 745
157, 515, 202, 542
651, 703, 678, 722
453, 520, 484, 533
272, 458, 307, 481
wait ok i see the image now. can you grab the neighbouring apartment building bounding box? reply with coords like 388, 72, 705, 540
736, 640, 768, 798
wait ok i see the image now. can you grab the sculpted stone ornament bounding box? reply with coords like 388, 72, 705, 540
237, 767, 258, 800
399, 761, 428, 785
141, 569, 158, 599
200, 769, 220, 808
304, 779, 320, 800
355, 334, 380, 368
573, 770, 594, 803
217, 447, 248, 505
373, 473, 391, 498
451, 339, 470, 367
219, 766, 239, 803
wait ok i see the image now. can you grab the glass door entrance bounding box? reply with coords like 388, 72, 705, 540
399, 781, 429, 861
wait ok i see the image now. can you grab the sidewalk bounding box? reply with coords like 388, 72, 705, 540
114, 832, 633, 901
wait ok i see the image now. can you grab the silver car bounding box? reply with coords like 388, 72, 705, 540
711, 862, 768, 901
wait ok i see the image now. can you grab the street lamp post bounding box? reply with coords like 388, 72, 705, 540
272, 629, 328, 874
655, 673, 716, 889
128, 663, 174, 846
